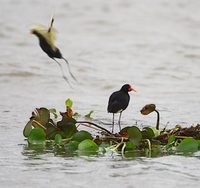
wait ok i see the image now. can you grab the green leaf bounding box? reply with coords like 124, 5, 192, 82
84, 110, 94, 119
35, 108, 50, 126
78, 139, 98, 154
73, 130, 93, 142
45, 122, 58, 139
166, 135, 176, 149
49, 108, 58, 119
28, 128, 46, 145
23, 119, 33, 137
57, 117, 77, 138
125, 141, 136, 151
176, 138, 199, 153
65, 98, 73, 108
198, 140, 200, 149
127, 126, 142, 145
73, 112, 81, 118
55, 134, 62, 145
65, 141, 79, 152
142, 127, 160, 140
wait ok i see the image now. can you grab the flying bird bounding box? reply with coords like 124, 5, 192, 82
107, 84, 136, 133
30, 18, 77, 85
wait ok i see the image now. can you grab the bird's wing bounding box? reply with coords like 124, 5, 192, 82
107, 92, 123, 113
108, 100, 123, 113
31, 24, 57, 51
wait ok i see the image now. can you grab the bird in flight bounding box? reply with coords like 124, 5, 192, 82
30, 18, 77, 85
107, 84, 136, 133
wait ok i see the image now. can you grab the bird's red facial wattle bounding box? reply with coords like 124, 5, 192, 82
128, 85, 136, 92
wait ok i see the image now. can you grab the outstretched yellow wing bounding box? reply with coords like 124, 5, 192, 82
31, 18, 57, 51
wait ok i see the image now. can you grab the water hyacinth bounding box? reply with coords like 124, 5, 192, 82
23, 99, 200, 157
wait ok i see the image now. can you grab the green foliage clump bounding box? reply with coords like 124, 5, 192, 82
23, 99, 200, 157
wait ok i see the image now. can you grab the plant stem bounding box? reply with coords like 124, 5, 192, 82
76, 121, 112, 135
121, 142, 126, 158
77, 123, 103, 132
144, 139, 151, 151
155, 109, 160, 130
99, 136, 128, 141
32, 120, 47, 130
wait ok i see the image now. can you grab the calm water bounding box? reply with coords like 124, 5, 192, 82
0, 0, 200, 187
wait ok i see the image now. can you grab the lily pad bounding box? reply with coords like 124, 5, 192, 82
125, 141, 136, 151
65, 141, 80, 152
78, 139, 98, 154
176, 138, 199, 153
28, 128, 46, 145
73, 130, 93, 142
127, 126, 142, 145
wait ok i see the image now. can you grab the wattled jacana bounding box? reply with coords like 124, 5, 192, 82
30, 18, 77, 85
107, 84, 136, 133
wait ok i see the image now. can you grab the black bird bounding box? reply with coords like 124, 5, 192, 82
30, 18, 77, 85
107, 84, 136, 133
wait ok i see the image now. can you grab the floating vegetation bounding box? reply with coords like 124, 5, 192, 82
23, 99, 200, 158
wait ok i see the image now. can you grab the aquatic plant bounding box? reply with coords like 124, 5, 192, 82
23, 99, 200, 157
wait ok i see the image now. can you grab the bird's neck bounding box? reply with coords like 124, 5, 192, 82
120, 90, 129, 95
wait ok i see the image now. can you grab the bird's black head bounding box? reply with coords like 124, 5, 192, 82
30, 29, 41, 38
120, 84, 136, 93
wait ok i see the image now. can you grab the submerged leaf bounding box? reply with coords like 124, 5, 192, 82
28, 128, 46, 145
176, 138, 199, 153
73, 130, 93, 142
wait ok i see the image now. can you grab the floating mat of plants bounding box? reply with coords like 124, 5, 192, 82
23, 99, 200, 157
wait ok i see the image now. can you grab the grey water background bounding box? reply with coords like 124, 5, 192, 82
0, 0, 200, 187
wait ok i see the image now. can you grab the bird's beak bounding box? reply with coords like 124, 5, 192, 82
129, 87, 136, 92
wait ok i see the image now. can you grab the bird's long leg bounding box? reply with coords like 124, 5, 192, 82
112, 113, 115, 133
62, 57, 77, 82
52, 58, 72, 87
118, 112, 122, 132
